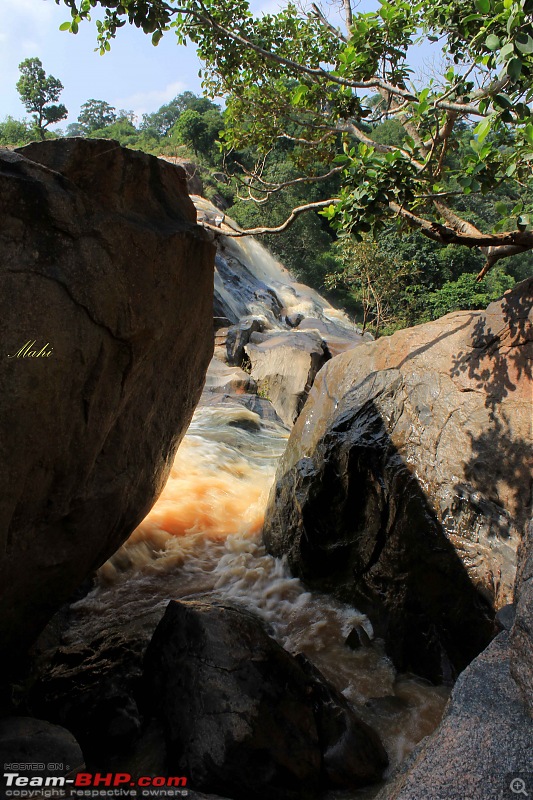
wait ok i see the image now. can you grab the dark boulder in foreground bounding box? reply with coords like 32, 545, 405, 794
264, 280, 533, 681
143, 600, 387, 799
0, 716, 84, 774
0, 139, 214, 663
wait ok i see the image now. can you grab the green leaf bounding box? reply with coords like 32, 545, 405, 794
485, 33, 500, 50
500, 42, 515, 60
506, 57, 522, 80
515, 102, 531, 118
495, 201, 508, 215
494, 93, 513, 108
474, 117, 492, 142
59, 21, 71, 31
525, 123, 533, 144
475, 0, 490, 12
292, 84, 309, 104
516, 33, 533, 54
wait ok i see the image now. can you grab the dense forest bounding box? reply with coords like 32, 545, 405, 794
3, 82, 531, 335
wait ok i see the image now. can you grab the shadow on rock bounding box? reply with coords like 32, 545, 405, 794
264, 390, 494, 683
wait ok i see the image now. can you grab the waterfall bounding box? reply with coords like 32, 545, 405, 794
43, 205, 448, 796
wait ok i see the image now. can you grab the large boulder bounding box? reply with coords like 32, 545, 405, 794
264, 280, 532, 680
0, 716, 84, 775
375, 632, 533, 800
143, 600, 387, 799
245, 330, 330, 427
0, 139, 214, 662
30, 628, 152, 765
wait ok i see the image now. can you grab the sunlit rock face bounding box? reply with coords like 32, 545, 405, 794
0, 139, 215, 661
264, 279, 533, 682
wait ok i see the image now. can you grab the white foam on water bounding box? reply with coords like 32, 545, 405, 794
67, 400, 448, 787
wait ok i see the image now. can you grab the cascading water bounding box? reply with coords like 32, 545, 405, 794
64, 399, 449, 795
52, 207, 449, 797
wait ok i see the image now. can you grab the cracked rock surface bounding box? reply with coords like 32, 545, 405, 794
0, 139, 215, 662
263, 279, 533, 682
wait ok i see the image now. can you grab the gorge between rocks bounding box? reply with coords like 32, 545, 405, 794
0, 140, 531, 800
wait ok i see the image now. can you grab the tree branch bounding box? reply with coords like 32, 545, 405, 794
200, 198, 340, 236
310, 3, 347, 43
390, 201, 533, 276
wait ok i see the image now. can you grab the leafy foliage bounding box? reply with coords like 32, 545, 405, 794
0, 117, 34, 146
54, 0, 533, 274
425, 268, 515, 317
171, 106, 223, 156
78, 98, 117, 132
16, 57, 67, 139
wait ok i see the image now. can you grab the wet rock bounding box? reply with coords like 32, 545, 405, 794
143, 600, 320, 800
213, 251, 283, 325
296, 316, 363, 356
345, 625, 373, 650
199, 391, 286, 426
296, 655, 388, 788
375, 632, 533, 800
30, 629, 153, 764
0, 139, 214, 663
0, 717, 84, 774
245, 330, 330, 427
202, 358, 257, 396
226, 316, 266, 367
143, 600, 387, 799
264, 281, 533, 680
495, 603, 516, 632
286, 312, 304, 328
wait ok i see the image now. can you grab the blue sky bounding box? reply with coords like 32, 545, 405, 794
1, 0, 208, 128
1, 0, 438, 130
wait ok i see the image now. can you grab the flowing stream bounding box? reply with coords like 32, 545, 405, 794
63, 397, 449, 796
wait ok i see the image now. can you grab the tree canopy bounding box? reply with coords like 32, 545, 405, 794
56, 0, 533, 275
78, 98, 117, 132
16, 57, 68, 139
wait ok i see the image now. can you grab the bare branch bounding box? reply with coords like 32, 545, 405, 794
278, 131, 335, 146
433, 201, 482, 237
337, 120, 426, 169
310, 3, 347, 42
477, 244, 531, 279
236, 164, 344, 196
343, 0, 353, 30
200, 198, 340, 237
